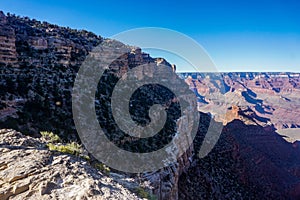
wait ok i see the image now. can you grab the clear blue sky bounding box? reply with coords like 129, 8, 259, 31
1, 0, 300, 72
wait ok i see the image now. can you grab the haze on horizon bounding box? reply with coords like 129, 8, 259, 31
1, 0, 299, 72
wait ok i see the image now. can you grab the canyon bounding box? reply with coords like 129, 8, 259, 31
181, 72, 300, 130
1, 11, 300, 199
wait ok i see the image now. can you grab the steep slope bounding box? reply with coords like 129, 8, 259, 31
0, 11, 185, 200
179, 113, 300, 199
0, 11, 171, 140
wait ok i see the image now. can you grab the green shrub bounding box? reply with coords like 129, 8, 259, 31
134, 187, 157, 200
43, 133, 111, 176
94, 163, 110, 175
47, 142, 81, 156
80, 155, 90, 161
41, 131, 61, 143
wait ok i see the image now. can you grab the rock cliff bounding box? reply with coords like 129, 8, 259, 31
0, 11, 170, 140
0, 11, 183, 200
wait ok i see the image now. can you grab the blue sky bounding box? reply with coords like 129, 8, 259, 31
1, 0, 300, 72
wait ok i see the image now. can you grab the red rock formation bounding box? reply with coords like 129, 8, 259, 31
182, 72, 300, 130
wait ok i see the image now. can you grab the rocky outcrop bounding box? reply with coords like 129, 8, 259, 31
0, 12, 17, 66
223, 105, 272, 127
143, 147, 193, 200
0, 126, 190, 200
0, 129, 147, 200
0, 126, 191, 200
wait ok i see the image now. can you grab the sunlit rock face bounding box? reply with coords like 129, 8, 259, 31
181, 72, 300, 130
0, 129, 146, 200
